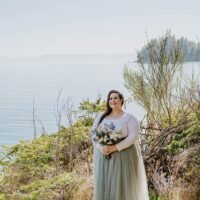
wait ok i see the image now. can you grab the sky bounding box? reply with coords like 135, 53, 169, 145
0, 0, 199, 57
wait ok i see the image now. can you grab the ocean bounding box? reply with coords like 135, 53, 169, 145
0, 54, 199, 146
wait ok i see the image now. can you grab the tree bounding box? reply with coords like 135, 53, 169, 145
123, 31, 184, 129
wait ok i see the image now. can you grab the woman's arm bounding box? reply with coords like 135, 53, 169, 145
90, 113, 114, 155
115, 116, 140, 151
90, 113, 103, 149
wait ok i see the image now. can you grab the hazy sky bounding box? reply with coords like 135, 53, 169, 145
0, 0, 199, 57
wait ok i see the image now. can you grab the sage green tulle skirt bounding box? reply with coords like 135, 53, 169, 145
92, 143, 149, 200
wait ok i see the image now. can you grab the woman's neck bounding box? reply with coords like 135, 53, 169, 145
110, 109, 124, 116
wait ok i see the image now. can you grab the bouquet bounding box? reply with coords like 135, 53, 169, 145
91, 122, 124, 159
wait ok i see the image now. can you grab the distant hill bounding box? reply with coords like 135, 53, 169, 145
138, 36, 200, 62
0, 53, 133, 62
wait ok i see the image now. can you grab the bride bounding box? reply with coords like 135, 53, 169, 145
90, 90, 149, 200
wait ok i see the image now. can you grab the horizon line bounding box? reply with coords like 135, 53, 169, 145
0, 52, 135, 59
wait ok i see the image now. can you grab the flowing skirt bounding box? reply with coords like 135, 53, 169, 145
92, 142, 149, 200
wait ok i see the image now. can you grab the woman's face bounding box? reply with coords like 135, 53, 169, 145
108, 93, 123, 109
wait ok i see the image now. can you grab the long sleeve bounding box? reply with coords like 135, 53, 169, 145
90, 113, 103, 149
115, 116, 140, 151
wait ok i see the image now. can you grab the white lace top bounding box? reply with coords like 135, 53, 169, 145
90, 112, 140, 151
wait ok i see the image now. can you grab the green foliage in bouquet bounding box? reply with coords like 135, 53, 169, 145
91, 123, 124, 159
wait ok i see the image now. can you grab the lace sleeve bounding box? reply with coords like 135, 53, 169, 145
115, 115, 140, 151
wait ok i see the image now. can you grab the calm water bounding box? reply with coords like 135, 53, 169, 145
0, 55, 199, 146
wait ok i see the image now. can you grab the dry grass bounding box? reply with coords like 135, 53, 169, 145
72, 176, 93, 200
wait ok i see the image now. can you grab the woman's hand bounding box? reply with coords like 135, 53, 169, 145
100, 146, 110, 155
108, 145, 118, 153
100, 145, 118, 155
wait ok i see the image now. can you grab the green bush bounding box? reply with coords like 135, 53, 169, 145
163, 111, 200, 155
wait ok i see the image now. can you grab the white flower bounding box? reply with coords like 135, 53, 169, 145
103, 138, 107, 143
110, 135, 114, 139
99, 138, 103, 142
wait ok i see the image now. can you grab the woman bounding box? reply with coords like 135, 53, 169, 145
90, 90, 149, 200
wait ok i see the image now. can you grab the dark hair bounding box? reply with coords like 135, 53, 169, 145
97, 90, 124, 126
